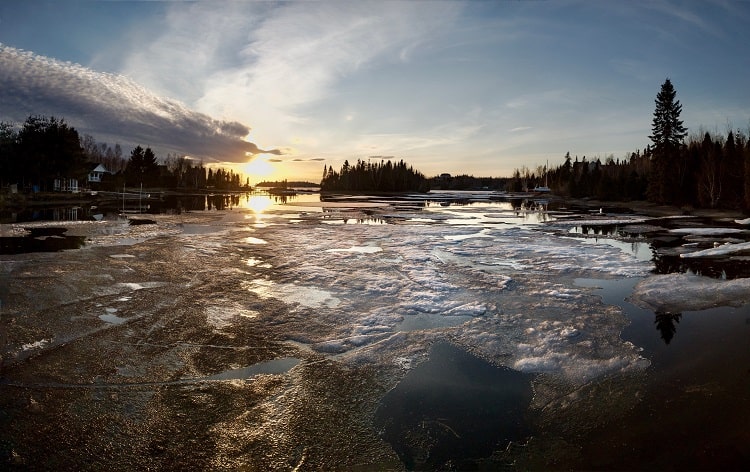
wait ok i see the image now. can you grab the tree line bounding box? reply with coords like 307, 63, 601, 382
321, 158, 430, 192
0, 115, 249, 192
428, 174, 509, 190
509, 78, 750, 210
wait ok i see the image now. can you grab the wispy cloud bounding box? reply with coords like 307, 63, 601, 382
118, 1, 462, 148
0, 44, 280, 162
509, 126, 533, 133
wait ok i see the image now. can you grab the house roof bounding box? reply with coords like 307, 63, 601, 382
90, 163, 110, 173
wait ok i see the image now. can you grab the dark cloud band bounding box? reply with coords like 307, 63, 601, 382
0, 44, 280, 161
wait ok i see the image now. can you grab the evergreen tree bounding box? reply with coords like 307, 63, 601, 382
125, 145, 159, 185
0, 122, 18, 187
648, 78, 688, 203
15, 115, 86, 190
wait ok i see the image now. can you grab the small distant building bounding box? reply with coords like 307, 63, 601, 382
88, 164, 111, 184
53, 178, 79, 193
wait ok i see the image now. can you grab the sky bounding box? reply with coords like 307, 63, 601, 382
2, 0, 750, 184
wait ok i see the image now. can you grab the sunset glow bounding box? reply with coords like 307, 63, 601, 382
2, 1, 749, 181
242, 155, 275, 178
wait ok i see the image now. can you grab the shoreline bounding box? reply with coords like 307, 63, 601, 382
2, 188, 747, 221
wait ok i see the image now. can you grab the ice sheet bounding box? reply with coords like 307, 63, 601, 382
680, 241, 750, 258
225, 205, 651, 383
630, 273, 750, 312
669, 227, 745, 235
1, 200, 653, 387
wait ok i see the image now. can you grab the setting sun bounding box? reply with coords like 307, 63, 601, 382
242, 155, 275, 179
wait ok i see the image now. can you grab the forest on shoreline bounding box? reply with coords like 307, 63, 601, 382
507, 127, 750, 210
3, 79, 749, 213
507, 79, 750, 211
0, 115, 249, 195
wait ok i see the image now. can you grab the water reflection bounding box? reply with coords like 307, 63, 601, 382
513, 199, 551, 223
652, 249, 750, 279
243, 195, 274, 213
374, 342, 533, 470
654, 312, 682, 345
0, 227, 86, 254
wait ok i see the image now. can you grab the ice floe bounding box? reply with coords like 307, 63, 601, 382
680, 241, 750, 258
229, 205, 653, 384
630, 273, 750, 312
669, 227, 745, 235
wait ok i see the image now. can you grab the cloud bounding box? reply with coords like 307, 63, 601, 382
117, 1, 461, 147
291, 157, 326, 162
0, 44, 280, 162
510, 126, 533, 133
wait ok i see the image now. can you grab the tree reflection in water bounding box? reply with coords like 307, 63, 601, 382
654, 312, 682, 344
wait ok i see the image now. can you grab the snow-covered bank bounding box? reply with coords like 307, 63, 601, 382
630, 273, 750, 313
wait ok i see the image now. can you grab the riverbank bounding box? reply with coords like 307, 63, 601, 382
555, 195, 747, 220
0, 188, 258, 208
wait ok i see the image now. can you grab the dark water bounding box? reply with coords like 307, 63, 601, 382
575, 277, 750, 470
0, 227, 86, 254
0, 193, 254, 225
374, 342, 534, 470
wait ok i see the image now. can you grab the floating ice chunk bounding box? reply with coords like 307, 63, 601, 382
630, 273, 750, 312
444, 302, 487, 317
243, 237, 268, 244
444, 229, 493, 241
680, 241, 750, 258
117, 281, 167, 291
21, 339, 50, 351
326, 246, 382, 254
549, 216, 649, 227
669, 227, 745, 235
243, 279, 340, 309
735, 218, 750, 225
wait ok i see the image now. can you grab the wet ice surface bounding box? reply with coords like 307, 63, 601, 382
1, 194, 749, 470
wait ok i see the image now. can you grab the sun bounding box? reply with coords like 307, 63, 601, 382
242, 155, 275, 178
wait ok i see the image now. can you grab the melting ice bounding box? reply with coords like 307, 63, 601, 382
231, 199, 652, 384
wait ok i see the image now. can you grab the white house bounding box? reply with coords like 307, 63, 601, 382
88, 164, 110, 183
53, 178, 79, 192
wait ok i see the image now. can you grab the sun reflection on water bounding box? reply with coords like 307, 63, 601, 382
244, 195, 275, 213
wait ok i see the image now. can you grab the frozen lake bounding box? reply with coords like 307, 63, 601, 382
1, 191, 749, 469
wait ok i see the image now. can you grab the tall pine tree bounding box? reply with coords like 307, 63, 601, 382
647, 78, 687, 204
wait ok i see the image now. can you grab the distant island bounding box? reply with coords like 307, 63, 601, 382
255, 180, 319, 188
320, 159, 430, 193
